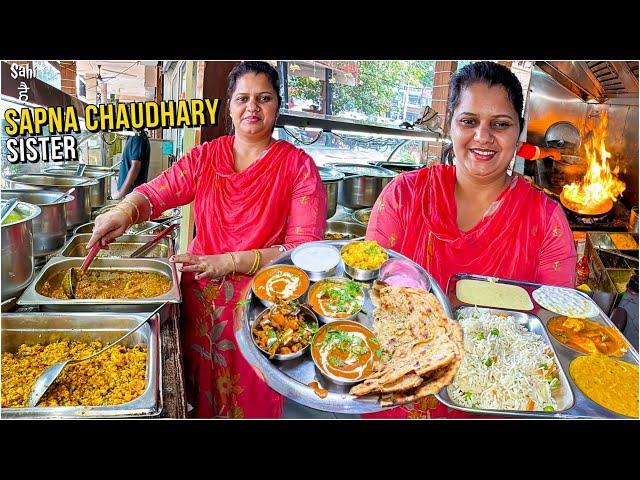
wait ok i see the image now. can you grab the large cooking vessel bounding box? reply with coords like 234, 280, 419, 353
6, 174, 97, 228
369, 161, 426, 174
327, 163, 397, 210
1, 190, 73, 257
318, 166, 345, 219
42, 167, 114, 209
1, 201, 41, 301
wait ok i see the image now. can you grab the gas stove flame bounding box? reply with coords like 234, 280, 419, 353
561, 112, 625, 212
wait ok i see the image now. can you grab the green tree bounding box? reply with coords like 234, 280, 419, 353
286, 61, 436, 117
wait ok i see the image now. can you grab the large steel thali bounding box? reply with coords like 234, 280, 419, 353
236, 239, 453, 414
438, 274, 639, 419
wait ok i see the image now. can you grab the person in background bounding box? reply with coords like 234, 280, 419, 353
364, 61, 576, 419
88, 61, 327, 418
113, 128, 151, 200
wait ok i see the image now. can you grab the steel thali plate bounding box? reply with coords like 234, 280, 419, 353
440, 274, 639, 418
235, 239, 453, 414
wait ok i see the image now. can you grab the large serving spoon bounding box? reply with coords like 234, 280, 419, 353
61, 242, 102, 298
129, 223, 179, 258
51, 187, 76, 203
134, 215, 182, 235
26, 303, 166, 408
1, 198, 19, 224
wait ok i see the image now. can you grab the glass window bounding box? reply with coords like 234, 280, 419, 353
32, 60, 61, 90
283, 61, 436, 124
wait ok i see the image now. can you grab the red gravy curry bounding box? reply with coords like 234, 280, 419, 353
547, 316, 628, 357
311, 320, 380, 382
253, 265, 309, 302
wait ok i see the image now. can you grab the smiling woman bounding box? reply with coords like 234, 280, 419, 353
87, 61, 327, 419
364, 61, 577, 419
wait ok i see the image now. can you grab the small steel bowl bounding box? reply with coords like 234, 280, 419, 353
251, 264, 310, 308
291, 243, 341, 282
251, 304, 318, 361
307, 277, 365, 323
311, 320, 378, 385
340, 241, 388, 281
352, 208, 372, 226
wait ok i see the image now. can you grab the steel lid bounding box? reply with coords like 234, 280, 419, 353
317, 166, 345, 183
327, 163, 397, 178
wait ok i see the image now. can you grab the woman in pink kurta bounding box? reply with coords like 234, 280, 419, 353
88, 62, 326, 418
364, 62, 576, 419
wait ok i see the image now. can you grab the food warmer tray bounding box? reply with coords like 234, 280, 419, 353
437, 273, 639, 418
1, 311, 162, 418
17, 257, 182, 312
235, 239, 453, 414
59, 234, 173, 259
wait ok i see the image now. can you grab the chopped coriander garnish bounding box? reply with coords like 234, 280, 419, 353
543, 406, 555, 412
484, 358, 493, 367
475, 332, 485, 340
490, 328, 500, 336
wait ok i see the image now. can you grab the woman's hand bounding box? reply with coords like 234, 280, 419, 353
86, 209, 131, 250
170, 253, 234, 281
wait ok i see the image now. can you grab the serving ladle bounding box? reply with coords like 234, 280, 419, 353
51, 187, 76, 203
27, 303, 166, 408
1, 198, 19, 224
61, 242, 102, 298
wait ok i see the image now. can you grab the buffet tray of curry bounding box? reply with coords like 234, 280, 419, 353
236, 239, 459, 414
438, 274, 639, 418
17, 257, 181, 312
1, 311, 162, 418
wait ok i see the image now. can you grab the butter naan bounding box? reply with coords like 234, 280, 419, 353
350, 282, 464, 406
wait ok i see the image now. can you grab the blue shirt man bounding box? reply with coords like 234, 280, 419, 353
115, 129, 150, 199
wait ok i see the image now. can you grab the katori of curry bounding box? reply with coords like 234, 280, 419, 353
312, 321, 380, 382
252, 265, 308, 302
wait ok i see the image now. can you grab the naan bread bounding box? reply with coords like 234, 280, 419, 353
350, 285, 464, 405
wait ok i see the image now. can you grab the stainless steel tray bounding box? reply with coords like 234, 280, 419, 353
17, 257, 182, 312
439, 273, 640, 418
235, 239, 453, 414
59, 234, 173, 259
1, 311, 162, 418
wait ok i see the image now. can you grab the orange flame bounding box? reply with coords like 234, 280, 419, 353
561, 111, 625, 211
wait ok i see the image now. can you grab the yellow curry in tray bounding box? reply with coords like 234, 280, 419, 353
569, 355, 638, 418
547, 316, 628, 357
38, 270, 171, 299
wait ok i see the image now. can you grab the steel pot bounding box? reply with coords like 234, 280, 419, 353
42, 167, 114, 209
6, 174, 97, 229
1, 190, 72, 257
1, 201, 41, 301
369, 161, 426, 174
318, 166, 345, 219
327, 163, 397, 210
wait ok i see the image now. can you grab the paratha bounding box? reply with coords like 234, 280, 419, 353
350, 283, 463, 406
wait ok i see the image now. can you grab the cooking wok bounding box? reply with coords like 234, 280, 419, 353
559, 188, 613, 217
